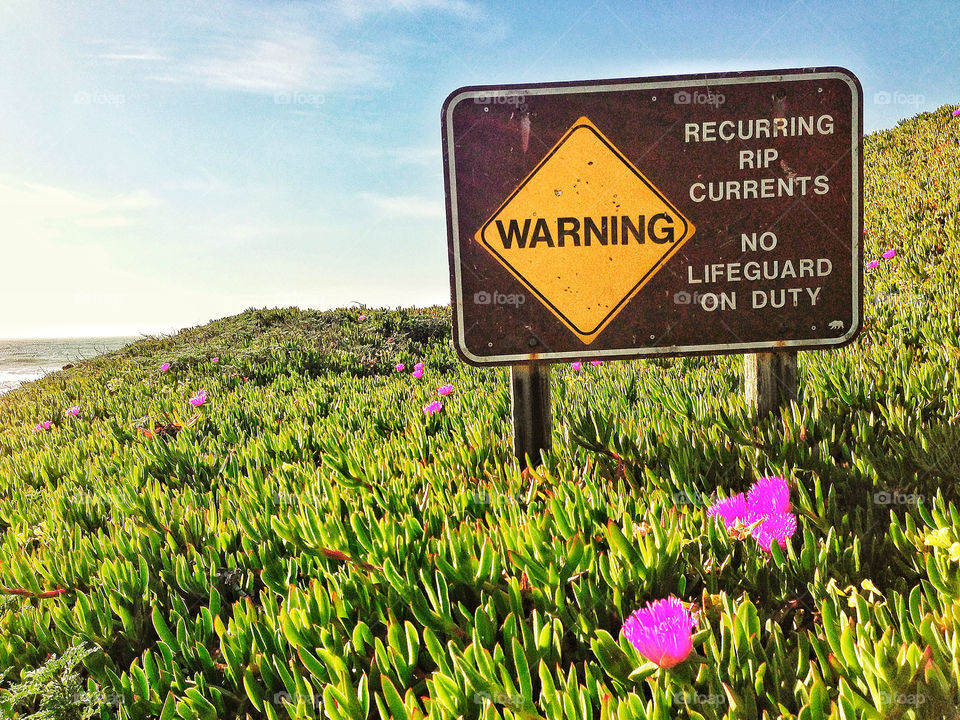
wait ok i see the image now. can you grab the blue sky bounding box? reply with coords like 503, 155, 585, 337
0, 0, 956, 337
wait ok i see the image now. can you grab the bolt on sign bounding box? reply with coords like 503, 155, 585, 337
442, 67, 863, 365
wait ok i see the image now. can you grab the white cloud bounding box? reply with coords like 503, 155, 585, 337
178, 32, 380, 93
139, 26, 381, 95
0, 178, 193, 338
163, 173, 232, 194
0, 181, 158, 234
359, 192, 444, 218
74, 216, 130, 228
85, 50, 167, 62
355, 145, 442, 167
393, 147, 442, 165
84, 1, 480, 96
199, 220, 329, 246
335, 0, 482, 21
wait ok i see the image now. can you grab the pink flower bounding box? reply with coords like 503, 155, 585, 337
66, 406, 80, 417
751, 511, 798, 552
423, 400, 442, 415
33, 420, 53, 432
160, 362, 171, 372
212, 357, 219, 363
189, 389, 207, 407
437, 383, 453, 396
621, 596, 698, 668
866, 260, 879, 270
358, 314, 367, 321
395, 363, 405, 372
882, 248, 896, 260
412, 362, 424, 379
746, 476, 791, 514
953, 108, 960, 116
707, 476, 797, 551
571, 362, 582, 370
707, 493, 748, 530
590, 360, 602, 366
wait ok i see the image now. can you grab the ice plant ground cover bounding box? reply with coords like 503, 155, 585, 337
0, 107, 959, 719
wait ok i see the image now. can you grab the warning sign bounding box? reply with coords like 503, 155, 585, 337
476, 116, 695, 344
442, 67, 863, 366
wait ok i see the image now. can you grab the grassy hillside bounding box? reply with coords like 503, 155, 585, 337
1, 105, 959, 720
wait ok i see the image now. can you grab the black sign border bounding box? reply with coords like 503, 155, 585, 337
442, 66, 864, 367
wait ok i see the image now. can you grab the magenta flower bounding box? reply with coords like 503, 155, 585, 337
423, 400, 442, 415
33, 420, 53, 432
621, 596, 698, 668
866, 260, 879, 270
746, 476, 791, 514
160, 362, 171, 372
751, 511, 798, 552
882, 248, 896, 260
707, 493, 748, 530
395, 363, 405, 372
189, 389, 207, 407
571, 362, 582, 370
66, 406, 80, 417
708, 476, 796, 551
212, 357, 219, 363
591, 360, 602, 366
437, 383, 453, 396
953, 108, 960, 116
412, 362, 424, 379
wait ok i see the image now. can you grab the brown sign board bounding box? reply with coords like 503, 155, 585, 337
442, 67, 863, 366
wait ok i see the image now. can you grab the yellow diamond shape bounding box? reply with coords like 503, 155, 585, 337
476, 116, 695, 345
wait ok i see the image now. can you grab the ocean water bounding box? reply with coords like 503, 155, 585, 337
0, 337, 139, 395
